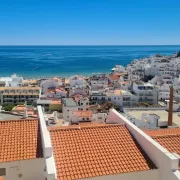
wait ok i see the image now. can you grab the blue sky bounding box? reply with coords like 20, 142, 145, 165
0, 0, 180, 45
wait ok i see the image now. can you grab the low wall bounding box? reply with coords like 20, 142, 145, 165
88, 169, 159, 180
37, 106, 57, 180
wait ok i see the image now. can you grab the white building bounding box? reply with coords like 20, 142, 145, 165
141, 113, 160, 129
0, 74, 23, 87
158, 85, 171, 101
132, 82, 158, 104
40, 78, 64, 93
92, 112, 107, 123
62, 98, 78, 121
90, 89, 138, 107
69, 75, 86, 88
44, 88, 67, 99
76, 96, 89, 111
90, 73, 109, 90
166, 100, 180, 111
111, 65, 126, 74
62, 96, 90, 121
69, 87, 89, 97
0, 86, 40, 105
174, 75, 180, 90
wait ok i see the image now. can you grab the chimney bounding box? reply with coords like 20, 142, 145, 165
23, 107, 28, 118
53, 111, 58, 123
168, 86, 173, 126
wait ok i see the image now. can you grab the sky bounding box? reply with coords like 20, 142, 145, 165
0, 0, 180, 45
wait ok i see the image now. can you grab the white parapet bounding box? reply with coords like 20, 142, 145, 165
107, 109, 180, 180
38, 106, 52, 158
45, 155, 57, 180
38, 106, 57, 180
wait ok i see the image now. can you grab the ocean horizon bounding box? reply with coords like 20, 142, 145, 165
0, 45, 180, 78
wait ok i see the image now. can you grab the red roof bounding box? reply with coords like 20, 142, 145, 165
50, 124, 155, 180
72, 110, 93, 118
145, 128, 180, 137
0, 119, 43, 162
145, 128, 180, 170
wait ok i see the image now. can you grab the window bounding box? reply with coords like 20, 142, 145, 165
82, 118, 85, 120
98, 117, 102, 119
67, 110, 69, 111
67, 116, 69, 118
87, 118, 89, 120
0, 168, 6, 176
86, 108, 88, 110
86, 102, 89, 105
81, 103, 83, 105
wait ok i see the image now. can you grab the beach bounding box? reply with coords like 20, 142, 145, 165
0, 45, 180, 78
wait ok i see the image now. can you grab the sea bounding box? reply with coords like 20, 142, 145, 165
0, 45, 180, 78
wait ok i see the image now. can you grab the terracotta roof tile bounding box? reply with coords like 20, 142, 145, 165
0, 119, 43, 162
72, 111, 93, 118
145, 128, 180, 170
50, 124, 156, 180
145, 128, 180, 137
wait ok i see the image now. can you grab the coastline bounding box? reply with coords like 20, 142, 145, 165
0, 45, 180, 78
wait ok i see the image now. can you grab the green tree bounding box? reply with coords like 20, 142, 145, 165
3, 104, 15, 111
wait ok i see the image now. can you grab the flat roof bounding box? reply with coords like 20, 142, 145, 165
0, 113, 35, 121
128, 110, 180, 126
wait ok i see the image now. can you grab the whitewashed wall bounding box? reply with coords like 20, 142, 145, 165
0, 158, 45, 180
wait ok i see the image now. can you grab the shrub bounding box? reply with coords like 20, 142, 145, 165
3, 104, 15, 111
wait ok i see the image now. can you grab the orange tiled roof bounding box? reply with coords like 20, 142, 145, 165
0, 119, 43, 162
51, 100, 61, 105
72, 110, 93, 118
50, 124, 155, 180
145, 128, 180, 170
145, 128, 180, 137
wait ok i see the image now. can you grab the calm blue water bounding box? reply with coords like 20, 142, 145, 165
0, 45, 180, 78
